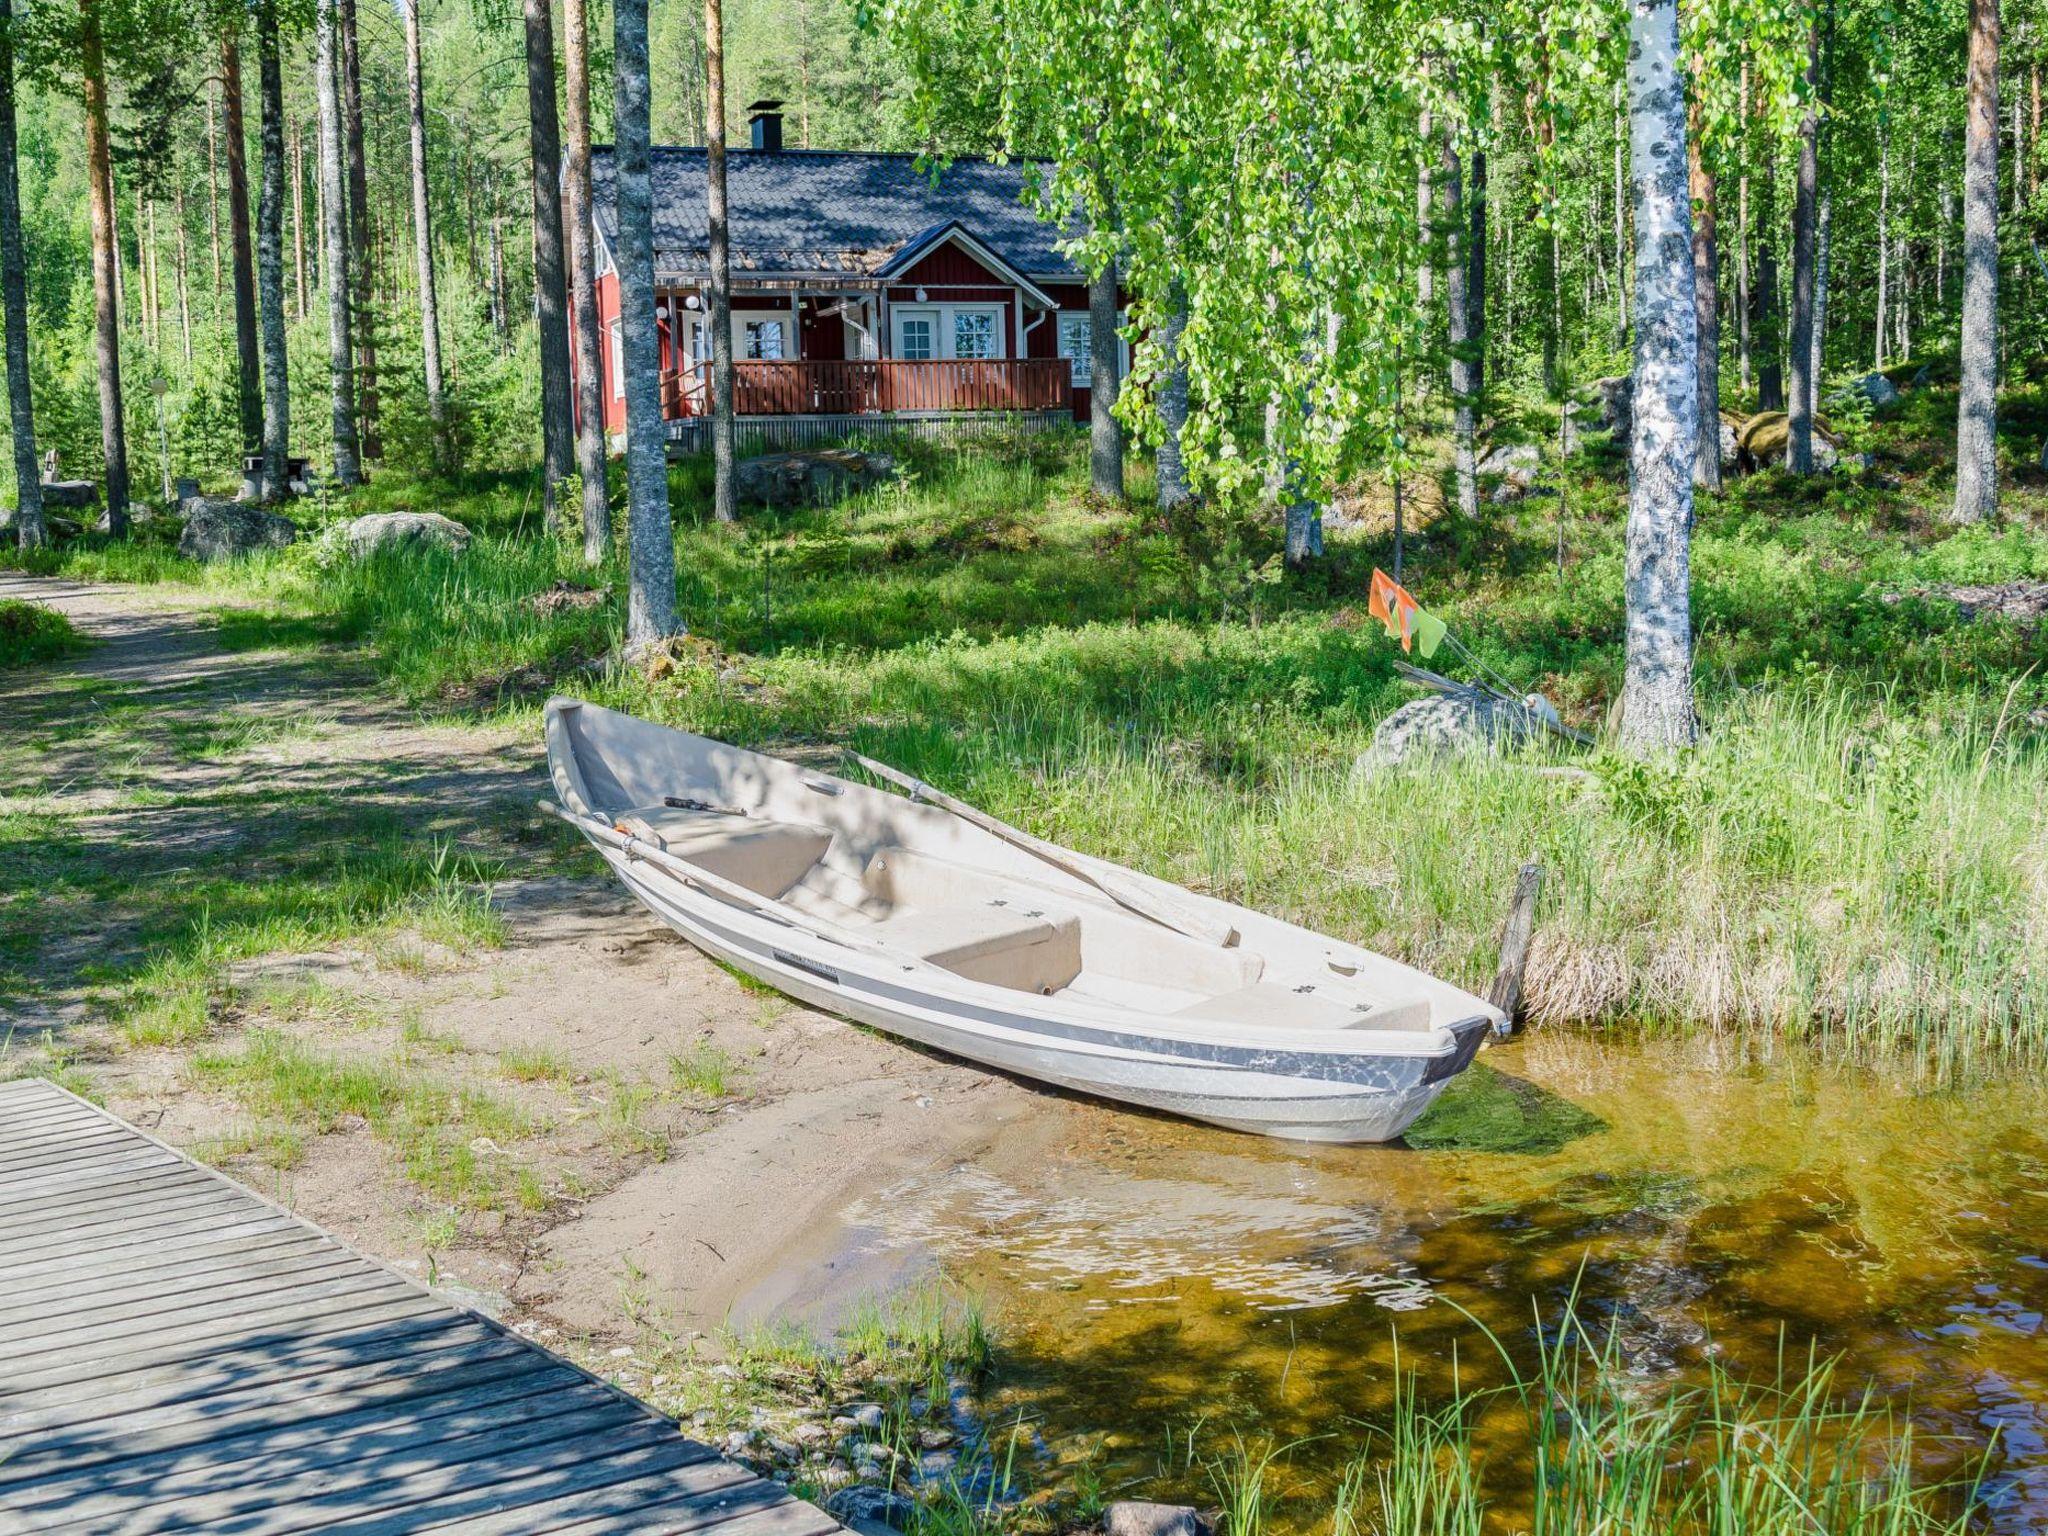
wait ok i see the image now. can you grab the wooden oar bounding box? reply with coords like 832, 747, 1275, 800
845, 752, 1240, 949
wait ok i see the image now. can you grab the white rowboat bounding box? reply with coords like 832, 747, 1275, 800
544, 698, 1504, 1143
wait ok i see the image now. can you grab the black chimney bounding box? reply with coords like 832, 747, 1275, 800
747, 99, 785, 152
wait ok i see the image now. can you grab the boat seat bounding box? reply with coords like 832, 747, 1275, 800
858, 847, 1084, 992
1173, 982, 1436, 1033
615, 805, 833, 899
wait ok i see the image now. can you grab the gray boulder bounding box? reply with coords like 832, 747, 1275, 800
1589, 375, 1633, 437
1362, 690, 1561, 769
1106, 1503, 1208, 1536
178, 498, 298, 562
1476, 442, 1541, 486
823, 1486, 918, 1534
1850, 372, 1901, 410
735, 448, 895, 508
346, 510, 472, 558
39, 479, 99, 510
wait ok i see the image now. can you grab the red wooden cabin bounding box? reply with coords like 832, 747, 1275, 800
577, 104, 1117, 449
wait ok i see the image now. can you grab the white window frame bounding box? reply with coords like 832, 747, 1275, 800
891, 302, 1007, 361
1056, 312, 1092, 388
607, 320, 624, 400
742, 317, 790, 360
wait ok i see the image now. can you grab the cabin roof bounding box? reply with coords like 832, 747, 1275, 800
587, 147, 1082, 284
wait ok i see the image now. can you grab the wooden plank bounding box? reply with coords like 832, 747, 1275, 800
0, 1233, 341, 1318
8, 1268, 411, 1365
0, 1123, 133, 1162
445, 1462, 808, 1536
292, 1434, 720, 1536
21, 1383, 633, 1528
0, 1145, 181, 1197
0, 1310, 472, 1425
0, 1349, 567, 1492
0, 1178, 247, 1242
0, 1200, 296, 1265
0, 1212, 306, 1287
0, 1251, 373, 1340
67, 1418, 699, 1536
0, 1163, 212, 1224
0, 1294, 448, 1397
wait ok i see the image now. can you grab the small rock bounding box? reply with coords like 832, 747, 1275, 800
917, 1426, 956, 1450
1588, 375, 1633, 436
794, 1423, 832, 1447
178, 498, 298, 562
823, 1485, 918, 1532
1848, 372, 1901, 409
845, 1402, 887, 1431
767, 1436, 802, 1463
1106, 1502, 1208, 1536
1475, 441, 1541, 487
346, 510, 471, 558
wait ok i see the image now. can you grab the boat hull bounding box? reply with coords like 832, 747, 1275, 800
604, 851, 1482, 1144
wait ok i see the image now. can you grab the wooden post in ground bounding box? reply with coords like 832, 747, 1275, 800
1487, 860, 1544, 1027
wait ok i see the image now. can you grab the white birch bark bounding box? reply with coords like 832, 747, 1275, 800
1620, 0, 1701, 753
1952, 0, 2000, 524
315, 0, 359, 487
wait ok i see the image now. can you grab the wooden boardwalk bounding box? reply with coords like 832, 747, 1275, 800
0, 1077, 845, 1535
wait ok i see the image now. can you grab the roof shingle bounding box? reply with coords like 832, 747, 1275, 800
588, 147, 1081, 282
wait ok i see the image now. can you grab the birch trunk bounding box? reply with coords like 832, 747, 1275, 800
1468, 143, 1487, 405
222, 34, 261, 458
705, 0, 737, 523
256, 1, 292, 500
0, 0, 40, 547
1874, 126, 1890, 365
1686, 82, 1720, 491
340, 0, 379, 461
81, 4, 129, 533
1785, 20, 1819, 473
1614, 82, 1629, 346
1155, 273, 1191, 510
402, 0, 448, 474
315, 0, 359, 486
1952, 0, 2000, 524
1439, 116, 1479, 519
1088, 259, 1124, 500
614, 0, 678, 642
526, 0, 574, 523
562, 0, 613, 556
175, 174, 191, 364
1620, 0, 1700, 753
1416, 107, 1434, 310
1736, 57, 1751, 395
290, 116, 307, 321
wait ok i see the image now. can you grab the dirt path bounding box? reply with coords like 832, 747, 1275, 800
1, 572, 1034, 1343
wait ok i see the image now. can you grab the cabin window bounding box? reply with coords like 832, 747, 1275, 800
744, 320, 788, 360
895, 311, 937, 360
952, 308, 999, 360
1057, 313, 1092, 387
607, 321, 623, 400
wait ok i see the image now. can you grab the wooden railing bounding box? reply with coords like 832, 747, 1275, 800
661, 359, 1072, 419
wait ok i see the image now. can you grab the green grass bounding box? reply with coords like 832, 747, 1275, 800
0, 599, 85, 668
8, 402, 2047, 1075
667, 1037, 743, 1099
190, 1029, 531, 1208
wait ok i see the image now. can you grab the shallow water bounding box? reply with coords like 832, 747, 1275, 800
759, 1034, 2048, 1527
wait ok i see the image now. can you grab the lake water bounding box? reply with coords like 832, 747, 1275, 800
762, 1034, 2047, 1527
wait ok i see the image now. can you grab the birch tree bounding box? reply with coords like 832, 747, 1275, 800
562, 0, 613, 557
0, 0, 38, 548
315, 0, 360, 485
526, 0, 575, 524
255, 0, 291, 500
1952, 0, 2000, 523
1619, 0, 1701, 752
401, 0, 448, 473
616, 0, 679, 641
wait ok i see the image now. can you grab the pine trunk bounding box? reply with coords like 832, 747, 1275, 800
222, 34, 261, 458
1952, 0, 2000, 524
1620, 0, 1701, 753
1785, 21, 1819, 473
615, 0, 678, 642
256, 0, 292, 500
339, 0, 379, 462
290, 115, 307, 321
1088, 259, 1124, 499
1468, 145, 1487, 402
401, 0, 449, 474
562, 0, 613, 557
81, 4, 129, 533
525, 0, 574, 522
207, 80, 221, 298
175, 174, 191, 363
0, 0, 40, 547
1686, 85, 1721, 491
705, 0, 737, 523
